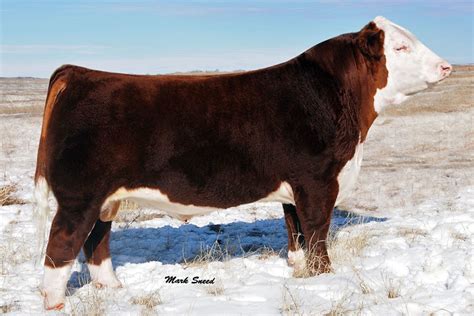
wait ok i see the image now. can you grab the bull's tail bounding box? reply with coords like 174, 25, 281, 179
33, 177, 50, 265
33, 65, 70, 265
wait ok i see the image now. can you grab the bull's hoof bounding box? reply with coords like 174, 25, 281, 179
88, 259, 122, 290
40, 288, 65, 311
288, 249, 307, 275
46, 303, 64, 311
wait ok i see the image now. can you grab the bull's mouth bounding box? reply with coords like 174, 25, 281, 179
425, 81, 439, 89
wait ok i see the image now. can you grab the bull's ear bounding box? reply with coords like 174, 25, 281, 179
358, 22, 384, 59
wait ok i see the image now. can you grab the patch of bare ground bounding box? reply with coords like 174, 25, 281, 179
0, 78, 48, 115
129, 289, 162, 311
453, 64, 474, 72
182, 240, 231, 268
0, 302, 18, 313
0, 184, 26, 206
68, 287, 106, 316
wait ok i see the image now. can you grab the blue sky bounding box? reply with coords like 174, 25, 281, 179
1, 0, 472, 78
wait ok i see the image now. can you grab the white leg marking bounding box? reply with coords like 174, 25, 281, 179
41, 264, 72, 310
88, 258, 122, 288
288, 249, 306, 272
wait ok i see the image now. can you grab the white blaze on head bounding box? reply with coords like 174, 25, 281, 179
373, 16, 452, 112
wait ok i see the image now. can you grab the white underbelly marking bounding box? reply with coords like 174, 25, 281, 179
258, 181, 294, 205
336, 141, 364, 206
102, 181, 295, 221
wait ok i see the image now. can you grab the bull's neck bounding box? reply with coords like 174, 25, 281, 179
295, 40, 386, 143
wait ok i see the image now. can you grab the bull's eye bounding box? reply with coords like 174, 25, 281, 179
395, 45, 409, 52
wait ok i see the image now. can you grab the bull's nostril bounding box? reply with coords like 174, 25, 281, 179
439, 63, 452, 77
440, 63, 452, 74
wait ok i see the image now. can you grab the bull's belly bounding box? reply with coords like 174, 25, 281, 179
100, 143, 362, 221
101, 181, 295, 221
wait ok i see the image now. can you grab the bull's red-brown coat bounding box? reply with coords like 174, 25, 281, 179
36, 22, 387, 275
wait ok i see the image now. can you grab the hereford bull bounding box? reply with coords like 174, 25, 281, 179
34, 16, 451, 309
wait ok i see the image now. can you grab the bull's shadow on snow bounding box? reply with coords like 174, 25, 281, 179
67, 208, 385, 292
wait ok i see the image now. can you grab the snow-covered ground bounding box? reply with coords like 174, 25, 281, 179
0, 66, 473, 315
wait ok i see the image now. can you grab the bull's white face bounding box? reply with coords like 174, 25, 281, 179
373, 16, 452, 112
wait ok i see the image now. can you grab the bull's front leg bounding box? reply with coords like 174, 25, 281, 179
294, 179, 338, 275
283, 203, 306, 271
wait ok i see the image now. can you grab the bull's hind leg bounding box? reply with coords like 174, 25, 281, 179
41, 203, 99, 310
83, 202, 122, 289
283, 204, 306, 271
